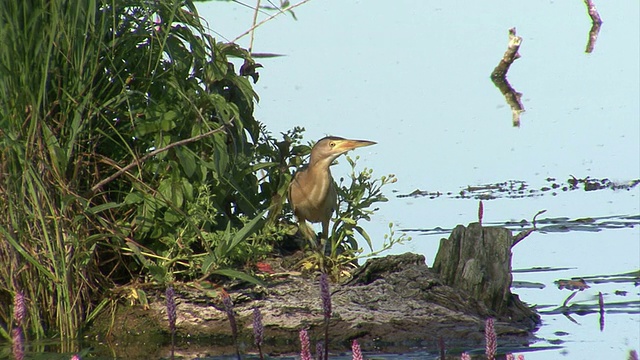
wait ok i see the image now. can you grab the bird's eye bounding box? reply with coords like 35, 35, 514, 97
329, 142, 335, 147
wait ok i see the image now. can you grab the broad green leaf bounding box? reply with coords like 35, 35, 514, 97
355, 226, 374, 251
226, 209, 267, 254
158, 178, 184, 207
124, 192, 145, 205
175, 147, 196, 177
181, 178, 194, 201
136, 289, 149, 308
164, 208, 182, 224
202, 253, 216, 274
148, 265, 167, 283
211, 132, 229, 175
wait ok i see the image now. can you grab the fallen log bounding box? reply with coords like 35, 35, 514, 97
88, 245, 539, 358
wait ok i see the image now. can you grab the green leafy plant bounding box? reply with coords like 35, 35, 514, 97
0, 0, 276, 342
0, 0, 404, 347
331, 156, 410, 278
293, 153, 411, 280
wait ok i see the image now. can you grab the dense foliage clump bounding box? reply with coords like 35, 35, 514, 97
0, 0, 404, 342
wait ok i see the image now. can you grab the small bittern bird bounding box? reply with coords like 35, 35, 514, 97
288, 136, 376, 246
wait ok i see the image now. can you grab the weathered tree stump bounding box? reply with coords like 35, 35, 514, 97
432, 223, 539, 325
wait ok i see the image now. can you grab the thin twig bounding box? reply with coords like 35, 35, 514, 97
232, 0, 313, 43
512, 209, 546, 247
90, 122, 232, 194
249, 0, 261, 52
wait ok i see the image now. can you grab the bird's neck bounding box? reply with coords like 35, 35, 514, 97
309, 154, 336, 169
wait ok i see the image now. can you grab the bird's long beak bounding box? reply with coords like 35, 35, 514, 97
334, 139, 376, 154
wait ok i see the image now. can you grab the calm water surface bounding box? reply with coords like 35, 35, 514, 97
196, 1, 640, 359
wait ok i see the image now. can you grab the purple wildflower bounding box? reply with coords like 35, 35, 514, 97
254, 307, 265, 359
166, 286, 177, 360
299, 328, 312, 360
485, 317, 497, 360
506, 354, 515, 360
12, 327, 24, 360
165, 286, 177, 333
630, 350, 638, 360
13, 291, 26, 325
352, 339, 363, 360
71, 355, 81, 360
222, 293, 238, 339
253, 307, 264, 347
460, 352, 471, 360
320, 273, 331, 360
320, 273, 332, 319
517, 355, 525, 360
316, 341, 325, 360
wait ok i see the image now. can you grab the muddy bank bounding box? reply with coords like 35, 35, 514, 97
87, 227, 540, 359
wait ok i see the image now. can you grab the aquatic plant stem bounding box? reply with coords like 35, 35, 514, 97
165, 287, 177, 360
253, 307, 264, 360
320, 273, 331, 359
222, 293, 241, 360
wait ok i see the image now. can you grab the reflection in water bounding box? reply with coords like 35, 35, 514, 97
598, 292, 605, 332
402, 213, 639, 235
491, 27, 525, 127
398, 176, 640, 200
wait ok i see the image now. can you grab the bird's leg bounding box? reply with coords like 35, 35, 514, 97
320, 220, 330, 256
297, 218, 318, 248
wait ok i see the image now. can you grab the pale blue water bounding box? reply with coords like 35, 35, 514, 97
198, 1, 640, 359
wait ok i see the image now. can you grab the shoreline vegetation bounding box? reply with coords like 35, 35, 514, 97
0, 0, 403, 356
1, 1, 637, 360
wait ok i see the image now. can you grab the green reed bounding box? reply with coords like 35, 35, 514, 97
0, 0, 265, 345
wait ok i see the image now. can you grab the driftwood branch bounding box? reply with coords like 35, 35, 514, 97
512, 209, 546, 247
583, 0, 603, 53
491, 28, 525, 127
491, 27, 522, 79
90, 123, 232, 194
584, 0, 603, 25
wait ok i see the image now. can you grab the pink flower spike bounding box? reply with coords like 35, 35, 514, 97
13, 291, 26, 325
485, 318, 497, 360
299, 328, 312, 360
352, 339, 363, 360
12, 327, 24, 360
460, 352, 471, 360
